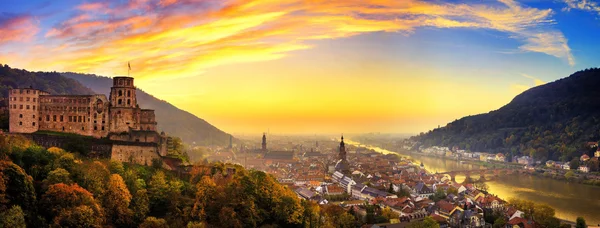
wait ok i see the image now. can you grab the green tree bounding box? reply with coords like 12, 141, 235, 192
148, 171, 170, 216
565, 171, 575, 180
0, 161, 36, 214
140, 217, 169, 228
0, 205, 26, 228
533, 204, 556, 227
493, 217, 506, 228
406, 216, 440, 228
131, 189, 150, 225
381, 207, 399, 221
576, 217, 586, 228
45, 168, 72, 185
108, 160, 125, 175
337, 212, 357, 228
570, 157, 580, 170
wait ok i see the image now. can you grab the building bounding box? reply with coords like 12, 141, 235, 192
579, 166, 590, 173
335, 136, 351, 175
8, 77, 169, 163
261, 133, 267, 151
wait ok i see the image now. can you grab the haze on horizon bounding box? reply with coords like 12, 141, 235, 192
1, 0, 600, 135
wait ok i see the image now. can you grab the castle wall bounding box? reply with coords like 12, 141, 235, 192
38, 95, 109, 138
109, 107, 139, 133
23, 134, 113, 158
111, 143, 160, 166
8, 88, 44, 133
140, 109, 157, 131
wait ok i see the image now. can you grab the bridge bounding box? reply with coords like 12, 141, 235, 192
436, 168, 521, 183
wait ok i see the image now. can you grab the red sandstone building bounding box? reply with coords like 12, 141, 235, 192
8, 76, 169, 165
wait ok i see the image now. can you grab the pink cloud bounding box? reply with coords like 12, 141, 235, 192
0, 14, 38, 45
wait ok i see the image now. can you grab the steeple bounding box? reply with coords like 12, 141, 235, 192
339, 135, 346, 160
261, 133, 267, 151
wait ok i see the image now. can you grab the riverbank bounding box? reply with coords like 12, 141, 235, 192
345, 140, 600, 224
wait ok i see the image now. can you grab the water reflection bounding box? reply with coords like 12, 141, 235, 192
346, 140, 600, 224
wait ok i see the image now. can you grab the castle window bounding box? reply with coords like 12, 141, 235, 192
26, 90, 30, 94
60, 115, 63, 122
82, 127, 84, 131
118, 99, 122, 105
118, 90, 123, 96
46, 115, 50, 121
53, 115, 56, 121
78, 116, 82, 122
38, 117, 41, 121
68, 116, 72, 122
127, 91, 131, 97
102, 126, 105, 131
19, 121, 22, 126
19, 105, 23, 109
33, 98, 36, 102
94, 126, 97, 130
127, 99, 131, 105
26, 105, 29, 110
32, 122, 35, 126
33, 105, 36, 110
26, 97, 30, 101
33, 115, 35, 118
19, 114, 23, 118
63, 127, 65, 131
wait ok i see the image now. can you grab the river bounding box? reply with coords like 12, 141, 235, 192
345, 139, 600, 224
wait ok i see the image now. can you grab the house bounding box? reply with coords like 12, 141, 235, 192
579, 166, 590, 173
562, 162, 571, 170
595, 149, 600, 158
495, 153, 506, 162
295, 188, 317, 200
516, 156, 533, 165
506, 217, 536, 228
325, 184, 345, 195
413, 182, 434, 198
581, 154, 590, 162
545, 160, 555, 168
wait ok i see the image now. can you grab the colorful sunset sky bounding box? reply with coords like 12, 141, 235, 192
1, 0, 599, 134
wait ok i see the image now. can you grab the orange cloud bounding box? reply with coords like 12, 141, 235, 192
0, 14, 38, 45
1, 0, 575, 79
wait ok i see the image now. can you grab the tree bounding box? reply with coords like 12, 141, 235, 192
131, 189, 150, 226
533, 204, 556, 227
576, 217, 586, 228
0, 205, 26, 228
45, 168, 72, 185
53, 205, 102, 227
381, 207, 399, 221
186, 221, 206, 228
108, 161, 125, 175
0, 161, 36, 213
565, 171, 575, 180
103, 174, 133, 227
140, 217, 169, 228
430, 188, 446, 202
337, 212, 357, 228
406, 216, 440, 228
474, 180, 489, 192
447, 186, 458, 195
148, 171, 170, 216
493, 217, 506, 228
570, 157, 580, 170
40, 183, 103, 223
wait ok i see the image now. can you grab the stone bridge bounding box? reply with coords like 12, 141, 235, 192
437, 168, 519, 183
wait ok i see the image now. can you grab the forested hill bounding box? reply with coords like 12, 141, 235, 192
61, 72, 232, 146
0, 64, 231, 146
0, 64, 95, 97
413, 68, 600, 162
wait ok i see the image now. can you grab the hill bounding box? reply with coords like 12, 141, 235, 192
413, 68, 600, 162
61, 72, 231, 146
0, 64, 231, 146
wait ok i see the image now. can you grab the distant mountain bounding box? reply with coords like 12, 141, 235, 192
61, 72, 232, 146
0, 64, 95, 96
413, 68, 600, 162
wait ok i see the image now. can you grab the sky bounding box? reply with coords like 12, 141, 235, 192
1, 0, 599, 135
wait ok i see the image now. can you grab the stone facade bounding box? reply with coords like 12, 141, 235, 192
8, 76, 169, 163
111, 143, 161, 167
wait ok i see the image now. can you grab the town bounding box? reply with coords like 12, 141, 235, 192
199, 134, 583, 227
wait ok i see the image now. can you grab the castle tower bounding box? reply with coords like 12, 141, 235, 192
261, 133, 267, 151
110, 77, 137, 108
8, 88, 44, 133
339, 136, 346, 160
109, 77, 139, 133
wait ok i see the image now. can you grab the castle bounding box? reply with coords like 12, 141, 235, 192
7, 76, 169, 166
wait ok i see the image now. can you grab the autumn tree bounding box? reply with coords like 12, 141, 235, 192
40, 183, 104, 225
0, 161, 36, 214
45, 168, 72, 185
53, 205, 102, 227
0, 205, 26, 228
576, 217, 586, 228
406, 216, 440, 228
381, 207, 400, 221
104, 174, 133, 227
140, 216, 169, 228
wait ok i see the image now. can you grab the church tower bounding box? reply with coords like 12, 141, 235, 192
335, 135, 350, 175
261, 133, 267, 151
